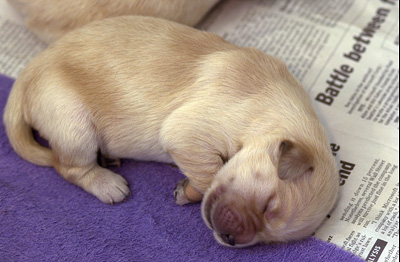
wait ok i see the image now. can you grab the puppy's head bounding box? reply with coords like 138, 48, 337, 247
201, 136, 338, 247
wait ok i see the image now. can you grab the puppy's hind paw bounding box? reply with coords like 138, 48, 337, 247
85, 169, 131, 204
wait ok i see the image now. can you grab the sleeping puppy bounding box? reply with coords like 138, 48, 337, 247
7, 0, 221, 43
3, 16, 339, 247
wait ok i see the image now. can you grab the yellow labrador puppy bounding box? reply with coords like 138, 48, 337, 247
7, 0, 220, 43
3, 16, 339, 247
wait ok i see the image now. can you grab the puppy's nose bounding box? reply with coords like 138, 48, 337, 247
221, 234, 236, 246
212, 202, 244, 239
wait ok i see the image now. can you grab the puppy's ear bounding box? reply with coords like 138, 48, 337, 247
275, 140, 314, 180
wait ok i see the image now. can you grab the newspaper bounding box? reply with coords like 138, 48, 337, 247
0, 0, 398, 261
203, 1, 399, 261
0, 0, 46, 78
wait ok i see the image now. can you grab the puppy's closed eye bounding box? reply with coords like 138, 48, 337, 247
219, 143, 243, 165
219, 154, 229, 164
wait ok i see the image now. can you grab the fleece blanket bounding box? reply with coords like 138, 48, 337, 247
0, 74, 363, 262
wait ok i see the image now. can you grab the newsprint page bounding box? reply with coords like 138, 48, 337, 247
0, 0, 399, 261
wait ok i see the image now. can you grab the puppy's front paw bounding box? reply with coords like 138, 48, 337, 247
86, 169, 130, 204
174, 178, 203, 205
174, 179, 191, 206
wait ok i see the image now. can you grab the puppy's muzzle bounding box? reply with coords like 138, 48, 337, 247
212, 201, 244, 246
220, 234, 236, 246
203, 186, 260, 247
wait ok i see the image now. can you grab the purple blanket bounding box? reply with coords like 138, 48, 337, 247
0, 74, 363, 261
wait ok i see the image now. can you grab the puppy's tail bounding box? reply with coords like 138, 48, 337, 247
3, 78, 53, 167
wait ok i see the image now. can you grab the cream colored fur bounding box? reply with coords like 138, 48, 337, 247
3, 16, 339, 246
7, 0, 220, 43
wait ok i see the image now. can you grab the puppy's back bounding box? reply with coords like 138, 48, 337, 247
46, 16, 236, 126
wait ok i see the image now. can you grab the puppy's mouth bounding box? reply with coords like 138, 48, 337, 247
201, 186, 260, 247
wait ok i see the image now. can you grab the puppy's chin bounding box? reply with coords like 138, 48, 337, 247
212, 231, 260, 248
201, 184, 222, 230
